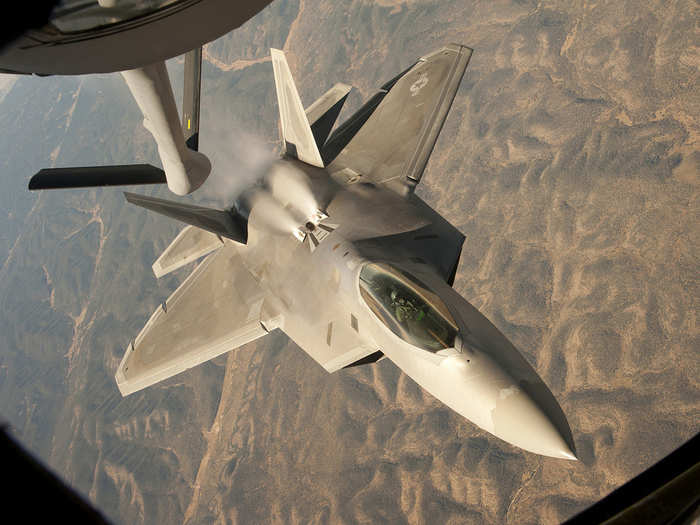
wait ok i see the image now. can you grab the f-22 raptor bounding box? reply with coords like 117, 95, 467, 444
115, 45, 577, 460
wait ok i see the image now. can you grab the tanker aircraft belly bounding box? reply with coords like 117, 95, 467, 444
114, 44, 578, 460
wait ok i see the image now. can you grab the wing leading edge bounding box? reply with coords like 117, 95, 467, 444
152, 225, 223, 278
116, 244, 267, 396
328, 44, 472, 190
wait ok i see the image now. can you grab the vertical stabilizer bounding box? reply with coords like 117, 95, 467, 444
305, 82, 351, 149
270, 49, 324, 167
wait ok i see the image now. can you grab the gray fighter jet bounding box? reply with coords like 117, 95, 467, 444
115, 45, 577, 460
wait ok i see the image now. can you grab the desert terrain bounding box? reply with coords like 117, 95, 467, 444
0, 1, 697, 523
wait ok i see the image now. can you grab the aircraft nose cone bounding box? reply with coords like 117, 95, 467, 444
435, 352, 577, 459
491, 384, 578, 460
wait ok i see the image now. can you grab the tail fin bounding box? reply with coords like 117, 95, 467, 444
270, 49, 324, 167
305, 82, 351, 149
124, 192, 247, 244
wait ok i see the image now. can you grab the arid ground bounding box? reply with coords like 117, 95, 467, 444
0, 1, 697, 523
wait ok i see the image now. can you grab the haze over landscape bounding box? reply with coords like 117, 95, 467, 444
0, 1, 698, 523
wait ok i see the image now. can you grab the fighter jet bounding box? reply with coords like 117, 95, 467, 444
36, 43, 578, 459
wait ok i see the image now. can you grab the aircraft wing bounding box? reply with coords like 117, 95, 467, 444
328, 44, 472, 188
115, 243, 266, 396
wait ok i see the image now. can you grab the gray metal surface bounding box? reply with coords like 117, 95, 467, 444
329, 44, 472, 191
119, 45, 577, 459
28, 164, 166, 190
152, 225, 223, 278
124, 192, 247, 243
116, 243, 265, 396
122, 62, 211, 195
182, 47, 202, 151
271, 48, 325, 167
0, 0, 273, 75
305, 83, 352, 148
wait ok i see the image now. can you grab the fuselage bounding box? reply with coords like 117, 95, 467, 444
234, 158, 577, 460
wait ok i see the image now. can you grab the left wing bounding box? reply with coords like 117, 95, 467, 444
116, 244, 266, 396
328, 44, 472, 189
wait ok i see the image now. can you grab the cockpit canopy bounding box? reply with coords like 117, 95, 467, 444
359, 263, 458, 351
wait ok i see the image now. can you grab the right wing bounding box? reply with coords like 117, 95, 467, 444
116, 243, 266, 396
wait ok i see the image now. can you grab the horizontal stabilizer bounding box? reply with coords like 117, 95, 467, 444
152, 225, 223, 278
28, 164, 166, 190
182, 47, 202, 151
305, 83, 351, 149
124, 192, 247, 244
270, 48, 324, 167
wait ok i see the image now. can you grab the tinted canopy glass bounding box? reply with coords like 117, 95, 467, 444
359, 263, 458, 351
